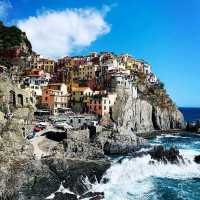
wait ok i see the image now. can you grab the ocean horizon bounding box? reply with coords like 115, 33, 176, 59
179, 107, 200, 123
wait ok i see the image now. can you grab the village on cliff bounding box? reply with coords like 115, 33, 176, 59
0, 45, 158, 119
0, 23, 181, 144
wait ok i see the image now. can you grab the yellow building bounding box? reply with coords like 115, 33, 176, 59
36, 58, 55, 74
79, 64, 98, 80
71, 86, 93, 102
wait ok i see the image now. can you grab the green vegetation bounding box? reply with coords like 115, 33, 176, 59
0, 21, 32, 50
138, 78, 176, 110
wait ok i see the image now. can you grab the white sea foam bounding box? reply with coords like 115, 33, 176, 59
45, 134, 200, 200
89, 149, 200, 200
46, 182, 77, 199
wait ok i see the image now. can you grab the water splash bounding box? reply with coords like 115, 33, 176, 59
88, 134, 200, 200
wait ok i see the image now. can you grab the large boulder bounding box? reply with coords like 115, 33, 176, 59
54, 192, 78, 200
18, 158, 110, 199
79, 192, 104, 199
187, 120, 200, 133
194, 155, 200, 164
96, 129, 147, 156
149, 146, 184, 164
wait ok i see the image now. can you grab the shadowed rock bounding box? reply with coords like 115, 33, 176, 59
79, 192, 104, 200
149, 145, 184, 164
54, 192, 78, 200
194, 155, 200, 164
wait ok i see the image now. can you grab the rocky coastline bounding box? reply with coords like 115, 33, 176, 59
0, 23, 187, 199
0, 103, 186, 200
0, 77, 187, 199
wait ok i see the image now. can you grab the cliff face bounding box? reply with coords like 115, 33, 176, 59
112, 88, 185, 134
0, 22, 32, 69
0, 22, 32, 53
152, 106, 185, 130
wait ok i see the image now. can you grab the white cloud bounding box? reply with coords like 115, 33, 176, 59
17, 7, 111, 58
0, 0, 12, 19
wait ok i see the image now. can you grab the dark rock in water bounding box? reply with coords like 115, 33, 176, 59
79, 192, 104, 200
186, 120, 200, 133
116, 157, 127, 164
149, 160, 155, 165
194, 155, 200, 164
101, 177, 109, 184
54, 192, 78, 200
149, 145, 184, 164
17, 158, 110, 199
42, 158, 110, 195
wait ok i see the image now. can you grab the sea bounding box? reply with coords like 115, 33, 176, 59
86, 108, 200, 200
179, 107, 200, 123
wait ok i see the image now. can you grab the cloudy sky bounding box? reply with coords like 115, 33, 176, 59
1, 0, 200, 107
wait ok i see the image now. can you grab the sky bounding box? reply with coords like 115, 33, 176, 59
0, 0, 200, 107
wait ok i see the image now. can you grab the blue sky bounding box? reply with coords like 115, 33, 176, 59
1, 0, 200, 107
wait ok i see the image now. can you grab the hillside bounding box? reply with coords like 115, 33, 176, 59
0, 22, 32, 68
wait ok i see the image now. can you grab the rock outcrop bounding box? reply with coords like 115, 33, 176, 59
186, 120, 200, 133
152, 107, 185, 130
112, 87, 185, 135
149, 145, 184, 164
18, 158, 110, 199
0, 117, 110, 199
194, 155, 200, 164
0, 22, 32, 62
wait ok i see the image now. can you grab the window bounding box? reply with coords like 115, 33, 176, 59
99, 105, 101, 110
78, 119, 81, 123
45, 97, 48, 101
70, 119, 73, 124
104, 99, 106, 104
104, 106, 106, 110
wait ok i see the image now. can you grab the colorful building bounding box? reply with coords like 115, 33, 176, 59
79, 64, 99, 80
71, 86, 93, 102
87, 93, 117, 116
42, 83, 69, 114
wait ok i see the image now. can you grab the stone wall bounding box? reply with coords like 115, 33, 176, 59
0, 76, 35, 112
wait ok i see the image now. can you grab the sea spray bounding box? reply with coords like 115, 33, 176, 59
87, 134, 200, 200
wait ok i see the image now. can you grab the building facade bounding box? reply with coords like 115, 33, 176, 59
42, 83, 69, 114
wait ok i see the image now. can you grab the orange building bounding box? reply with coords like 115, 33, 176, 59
86, 93, 117, 116
42, 83, 69, 114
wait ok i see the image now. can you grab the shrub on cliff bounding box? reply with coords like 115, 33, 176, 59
0, 22, 32, 51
